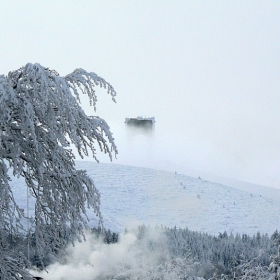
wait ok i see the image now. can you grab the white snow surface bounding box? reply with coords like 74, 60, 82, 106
11, 161, 280, 236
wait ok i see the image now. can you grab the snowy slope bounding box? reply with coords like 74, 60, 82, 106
11, 161, 280, 236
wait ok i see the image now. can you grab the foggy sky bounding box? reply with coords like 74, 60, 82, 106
1, 1, 280, 188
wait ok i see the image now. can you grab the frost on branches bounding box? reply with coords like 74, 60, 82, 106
0, 63, 117, 279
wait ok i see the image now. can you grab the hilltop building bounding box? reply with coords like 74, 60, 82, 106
125, 117, 155, 134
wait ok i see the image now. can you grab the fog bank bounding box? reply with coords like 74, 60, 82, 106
30, 228, 197, 280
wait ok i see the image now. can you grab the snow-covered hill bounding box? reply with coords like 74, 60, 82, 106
11, 161, 280, 236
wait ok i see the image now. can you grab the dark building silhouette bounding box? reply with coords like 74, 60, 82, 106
125, 117, 155, 133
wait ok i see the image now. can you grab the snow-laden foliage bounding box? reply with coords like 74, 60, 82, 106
0, 63, 117, 279
0, 232, 31, 280
268, 245, 280, 280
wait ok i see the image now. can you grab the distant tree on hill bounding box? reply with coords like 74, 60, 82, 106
0, 63, 117, 279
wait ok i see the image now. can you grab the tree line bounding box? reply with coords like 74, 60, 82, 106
3, 225, 280, 279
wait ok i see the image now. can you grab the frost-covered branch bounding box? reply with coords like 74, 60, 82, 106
0, 63, 117, 279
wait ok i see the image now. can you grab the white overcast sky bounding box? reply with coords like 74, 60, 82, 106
1, 1, 280, 188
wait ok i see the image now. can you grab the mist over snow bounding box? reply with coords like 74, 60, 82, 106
80, 119, 280, 189
30, 228, 191, 280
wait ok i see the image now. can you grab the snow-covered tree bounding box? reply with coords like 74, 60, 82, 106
269, 245, 280, 279
0, 63, 117, 279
